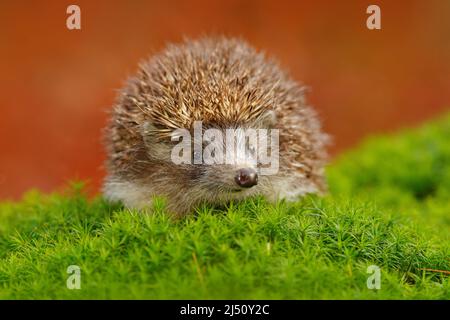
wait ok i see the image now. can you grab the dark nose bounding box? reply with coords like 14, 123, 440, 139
235, 168, 258, 188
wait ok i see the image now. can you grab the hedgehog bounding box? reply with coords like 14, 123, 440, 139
103, 37, 329, 216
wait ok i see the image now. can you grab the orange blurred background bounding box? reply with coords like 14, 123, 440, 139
0, 0, 449, 199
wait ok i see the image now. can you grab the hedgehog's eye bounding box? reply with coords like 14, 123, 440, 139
193, 150, 202, 163
244, 138, 257, 156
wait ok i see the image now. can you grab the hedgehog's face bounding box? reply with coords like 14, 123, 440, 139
189, 130, 260, 197
141, 113, 279, 200
184, 128, 277, 201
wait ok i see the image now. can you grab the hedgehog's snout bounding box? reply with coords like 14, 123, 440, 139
234, 168, 258, 188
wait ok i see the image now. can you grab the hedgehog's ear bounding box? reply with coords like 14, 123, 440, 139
141, 122, 173, 160
257, 110, 277, 128
141, 122, 159, 144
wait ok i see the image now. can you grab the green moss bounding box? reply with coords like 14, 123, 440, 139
0, 114, 449, 299
328, 113, 450, 235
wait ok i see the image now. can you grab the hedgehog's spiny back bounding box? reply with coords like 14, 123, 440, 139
122, 37, 298, 132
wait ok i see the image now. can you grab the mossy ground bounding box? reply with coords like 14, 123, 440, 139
0, 114, 449, 299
